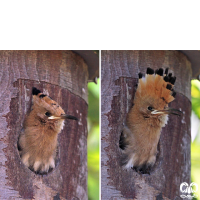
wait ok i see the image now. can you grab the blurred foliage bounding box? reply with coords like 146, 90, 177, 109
192, 80, 200, 118
191, 80, 200, 199
87, 79, 99, 200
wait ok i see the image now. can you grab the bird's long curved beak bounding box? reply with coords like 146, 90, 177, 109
151, 107, 182, 116
48, 114, 78, 120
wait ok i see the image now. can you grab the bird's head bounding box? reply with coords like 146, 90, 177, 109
133, 67, 182, 125
31, 87, 78, 124
138, 96, 182, 120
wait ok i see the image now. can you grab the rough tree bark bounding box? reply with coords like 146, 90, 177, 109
101, 50, 191, 200
0, 51, 90, 200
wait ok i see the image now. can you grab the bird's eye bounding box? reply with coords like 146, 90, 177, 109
148, 106, 153, 111
45, 112, 51, 117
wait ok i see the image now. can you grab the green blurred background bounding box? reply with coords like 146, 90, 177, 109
87, 79, 99, 200
191, 79, 200, 199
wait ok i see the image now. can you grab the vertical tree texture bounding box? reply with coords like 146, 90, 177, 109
0, 51, 88, 200
101, 50, 191, 200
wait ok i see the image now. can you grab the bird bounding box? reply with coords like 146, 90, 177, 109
18, 87, 78, 175
119, 67, 182, 173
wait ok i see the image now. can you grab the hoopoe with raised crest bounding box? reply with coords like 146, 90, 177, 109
120, 68, 182, 173
18, 87, 78, 175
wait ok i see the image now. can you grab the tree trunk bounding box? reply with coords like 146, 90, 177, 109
101, 50, 191, 199
0, 51, 88, 200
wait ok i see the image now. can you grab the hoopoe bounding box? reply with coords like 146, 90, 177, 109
18, 87, 77, 174
120, 68, 182, 173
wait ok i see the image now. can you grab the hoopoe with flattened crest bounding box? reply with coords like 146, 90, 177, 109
120, 68, 182, 173
18, 87, 78, 175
